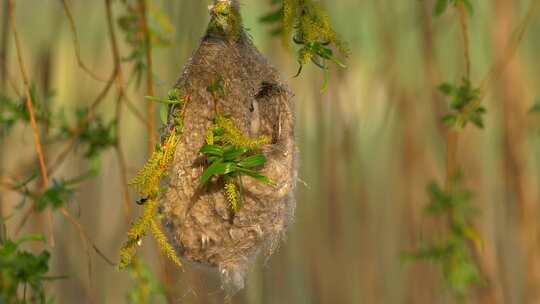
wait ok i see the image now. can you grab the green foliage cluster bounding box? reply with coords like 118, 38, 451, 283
120, 89, 187, 269
55, 109, 117, 159
0, 231, 52, 304
261, 0, 349, 89
530, 101, 540, 114
200, 115, 272, 212
434, 0, 473, 16
0, 89, 114, 215
126, 258, 166, 304
0, 87, 52, 136
439, 79, 486, 129
117, 0, 173, 87
35, 180, 75, 212
408, 177, 483, 298
1, 89, 117, 161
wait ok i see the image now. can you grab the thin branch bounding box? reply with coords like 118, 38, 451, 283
123, 93, 153, 129
479, 0, 540, 98
456, 3, 470, 80
47, 69, 118, 175
2, 177, 115, 267
0, 0, 8, 88
8, 0, 55, 246
60, 207, 116, 266
60, 0, 108, 82
137, 0, 157, 152
113, 90, 132, 223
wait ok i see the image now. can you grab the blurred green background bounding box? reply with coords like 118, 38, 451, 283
2, 0, 540, 303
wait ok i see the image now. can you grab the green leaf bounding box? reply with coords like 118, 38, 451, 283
35, 180, 73, 211
223, 146, 249, 161
434, 0, 450, 16
236, 167, 273, 184
200, 161, 236, 185
442, 114, 457, 126
237, 154, 267, 168
259, 8, 283, 23
159, 106, 168, 125
145, 96, 181, 105
530, 102, 540, 114
438, 83, 454, 96
199, 144, 224, 157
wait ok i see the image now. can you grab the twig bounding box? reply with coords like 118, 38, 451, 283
113, 89, 132, 223
47, 69, 118, 176
0, 0, 8, 221
137, 0, 157, 152
456, 3, 470, 80
0, 0, 8, 88
123, 93, 153, 129
60, 207, 116, 266
60, 0, 108, 82
479, 0, 540, 101
8, 1, 117, 277
8, 0, 55, 246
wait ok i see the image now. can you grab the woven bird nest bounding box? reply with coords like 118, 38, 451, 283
160, 0, 296, 293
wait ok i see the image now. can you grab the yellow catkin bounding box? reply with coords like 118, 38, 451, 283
215, 115, 270, 150
118, 200, 159, 269
128, 131, 180, 198
149, 219, 182, 267
126, 199, 158, 240
288, 0, 349, 65
206, 127, 214, 145
224, 179, 239, 212
119, 241, 138, 269
211, 0, 242, 40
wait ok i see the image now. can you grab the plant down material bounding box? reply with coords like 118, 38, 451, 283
158, 0, 297, 293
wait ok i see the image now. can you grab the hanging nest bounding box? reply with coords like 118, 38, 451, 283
160, 0, 296, 293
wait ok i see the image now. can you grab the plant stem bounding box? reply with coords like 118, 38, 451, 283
7, 0, 55, 246
137, 0, 157, 153
60, 0, 107, 82
456, 2, 470, 80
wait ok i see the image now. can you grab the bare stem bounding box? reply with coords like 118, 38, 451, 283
137, 0, 157, 153
457, 2, 471, 80
8, 0, 55, 246
60, 0, 108, 82
479, 0, 540, 98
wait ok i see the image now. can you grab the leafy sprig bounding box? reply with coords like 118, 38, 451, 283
261, 0, 349, 90
439, 79, 485, 129
407, 176, 483, 298
0, 234, 52, 303
55, 108, 117, 159
200, 115, 272, 212
0, 87, 53, 136
145, 88, 187, 124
